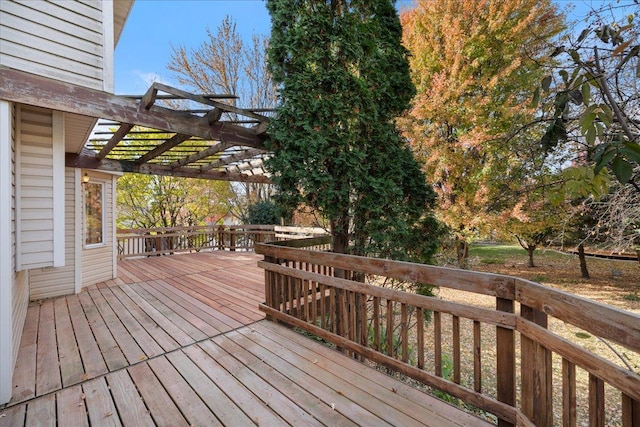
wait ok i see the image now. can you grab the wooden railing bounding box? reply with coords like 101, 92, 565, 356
117, 225, 327, 259
256, 237, 640, 427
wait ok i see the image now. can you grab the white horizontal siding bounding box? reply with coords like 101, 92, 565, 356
17, 106, 54, 270
0, 101, 29, 405
30, 170, 76, 299
0, 0, 106, 90
81, 174, 115, 287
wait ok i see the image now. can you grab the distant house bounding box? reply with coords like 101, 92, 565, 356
0, 0, 134, 404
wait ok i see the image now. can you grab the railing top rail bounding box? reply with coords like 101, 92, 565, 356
256, 240, 640, 353
117, 224, 278, 234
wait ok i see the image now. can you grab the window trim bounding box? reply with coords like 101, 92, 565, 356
84, 180, 106, 249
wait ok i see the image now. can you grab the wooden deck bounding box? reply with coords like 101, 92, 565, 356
0, 252, 490, 426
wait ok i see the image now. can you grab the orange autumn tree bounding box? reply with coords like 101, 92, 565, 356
400, 0, 564, 265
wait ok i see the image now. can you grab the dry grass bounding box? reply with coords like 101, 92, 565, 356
430, 245, 640, 426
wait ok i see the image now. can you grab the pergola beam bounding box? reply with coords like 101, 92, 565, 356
201, 148, 266, 172
149, 81, 270, 123
169, 141, 234, 169
66, 151, 271, 183
0, 67, 267, 150
134, 133, 191, 165
97, 123, 134, 160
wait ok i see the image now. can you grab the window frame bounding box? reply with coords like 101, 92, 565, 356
84, 180, 106, 249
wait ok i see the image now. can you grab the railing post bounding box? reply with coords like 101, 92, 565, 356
263, 255, 276, 321
217, 225, 224, 250
496, 297, 515, 427
521, 304, 553, 426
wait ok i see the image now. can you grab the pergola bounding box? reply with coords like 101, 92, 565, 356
0, 67, 272, 183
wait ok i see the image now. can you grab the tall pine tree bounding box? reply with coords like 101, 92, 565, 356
266, 0, 440, 262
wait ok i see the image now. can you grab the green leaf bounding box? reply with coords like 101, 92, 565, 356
568, 89, 583, 105
621, 142, 640, 164
594, 147, 616, 175
581, 81, 591, 105
611, 156, 633, 184
541, 75, 552, 92
585, 125, 596, 145
577, 28, 590, 42
530, 87, 540, 107
568, 49, 581, 64
559, 69, 569, 83
579, 105, 596, 134
597, 104, 613, 127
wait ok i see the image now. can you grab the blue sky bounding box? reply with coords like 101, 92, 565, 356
113, 0, 619, 96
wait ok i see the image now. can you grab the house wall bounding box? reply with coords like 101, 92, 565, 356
81, 171, 117, 288
0, 101, 30, 405
0, 0, 114, 92
29, 168, 77, 299
16, 105, 64, 271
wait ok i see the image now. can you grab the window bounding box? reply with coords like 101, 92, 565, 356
84, 181, 105, 247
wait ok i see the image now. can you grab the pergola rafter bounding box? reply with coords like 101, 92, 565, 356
0, 66, 274, 183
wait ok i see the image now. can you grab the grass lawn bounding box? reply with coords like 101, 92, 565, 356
465, 244, 640, 310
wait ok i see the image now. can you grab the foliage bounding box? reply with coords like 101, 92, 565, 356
535, 2, 640, 190
266, 0, 441, 262
502, 183, 565, 267
169, 15, 276, 110
111, 126, 234, 229
116, 173, 233, 229
400, 0, 565, 263
432, 354, 460, 405
244, 200, 280, 225
168, 15, 276, 221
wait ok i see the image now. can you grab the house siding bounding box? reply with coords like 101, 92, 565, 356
29, 168, 76, 299
11, 104, 29, 370
81, 172, 116, 288
16, 106, 55, 270
0, 0, 109, 91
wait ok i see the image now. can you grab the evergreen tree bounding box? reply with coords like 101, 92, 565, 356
266, 0, 440, 262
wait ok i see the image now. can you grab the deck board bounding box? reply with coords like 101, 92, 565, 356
10, 304, 39, 403
56, 386, 89, 427
69, 293, 114, 375
35, 300, 61, 396
82, 377, 121, 427
1, 252, 492, 427
106, 370, 155, 427
53, 298, 84, 387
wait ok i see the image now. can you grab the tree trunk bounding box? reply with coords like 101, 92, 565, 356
456, 237, 469, 268
527, 247, 536, 268
331, 216, 350, 279
578, 243, 590, 279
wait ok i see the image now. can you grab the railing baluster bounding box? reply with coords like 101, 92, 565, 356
401, 303, 408, 363
417, 307, 425, 370
386, 299, 394, 358
453, 315, 460, 384
473, 320, 481, 393
320, 283, 327, 330
622, 393, 640, 427
589, 374, 605, 427
562, 358, 576, 427
434, 311, 442, 377
373, 296, 380, 351
521, 304, 553, 426
496, 297, 515, 427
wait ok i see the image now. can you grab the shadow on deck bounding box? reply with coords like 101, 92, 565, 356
0, 252, 487, 426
